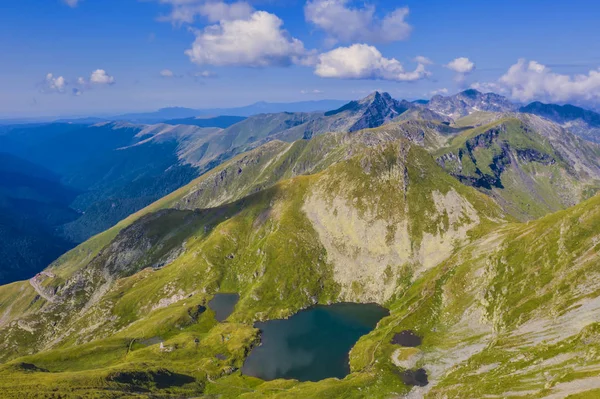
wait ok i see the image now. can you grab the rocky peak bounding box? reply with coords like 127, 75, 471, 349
427, 89, 517, 119
349, 92, 413, 131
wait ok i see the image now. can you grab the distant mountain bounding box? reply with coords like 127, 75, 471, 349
395, 106, 452, 124
255, 91, 417, 141
320, 91, 413, 132
0, 122, 217, 245
174, 92, 420, 169
0, 153, 79, 284
162, 115, 246, 128
111, 100, 347, 123
198, 99, 348, 117
520, 101, 600, 143
0, 93, 410, 263
427, 89, 517, 119
113, 107, 205, 123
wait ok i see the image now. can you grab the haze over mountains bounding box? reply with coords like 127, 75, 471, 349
2, 88, 600, 397
0, 99, 348, 125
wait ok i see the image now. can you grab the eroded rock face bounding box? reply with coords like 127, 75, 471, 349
428, 89, 517, 120
303, 193, 412, 303
303, 163, 481, 303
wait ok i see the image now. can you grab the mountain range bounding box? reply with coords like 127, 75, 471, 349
2, 89, 600, 281
1, 89, 600, 397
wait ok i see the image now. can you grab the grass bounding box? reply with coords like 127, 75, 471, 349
0, 125, 600, 398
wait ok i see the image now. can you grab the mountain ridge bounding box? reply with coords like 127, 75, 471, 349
1, 96, 600, 397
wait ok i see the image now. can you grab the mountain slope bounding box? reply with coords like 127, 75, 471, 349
112, 100, 347, 122
0, 123, 222, 277
435, 114, 600, 219
178, 92, 418, 171
1, 118, 600, 398
162, 115, 246, 128
0, 130, 505, 397
0, 153, 79, 284
520, 101, 600, 143
427, 89, 517, 120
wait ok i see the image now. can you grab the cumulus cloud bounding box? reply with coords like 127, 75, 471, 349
40, 70, 115, 95
90, 69, 115, 84
315, 44, 430, 82
497, 59, 600, 103
63, 0, 81, 7
185, 11, 306, 67
42, 73, 67, 93
305, 0, 411, 44
160, 69, 175, 77
470, 81, 504, 94
445, 57, 475, 74
158, 0, 253, 25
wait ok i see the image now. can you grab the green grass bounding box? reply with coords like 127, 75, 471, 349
0, 125, 599, 398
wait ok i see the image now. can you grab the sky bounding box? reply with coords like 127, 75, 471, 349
1, 0, 600, 117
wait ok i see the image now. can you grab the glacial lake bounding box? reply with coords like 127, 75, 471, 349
208, 293, 239, 322
241, 303, 389, 382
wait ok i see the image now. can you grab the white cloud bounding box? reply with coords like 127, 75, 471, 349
415, 56, 433, 65
40, 70, 114, 95
314, 44, 430, 82
158, 0, 253, 25
90, 69, 115, 85
160, 69, 175, 77
430, 88, 448, 96
470, 81, 504, 94
42, 73, 67, 93
497, 59, 600, 103
305, 0, 411, 44
300, 89, 323, 94
63, 0, 81, 7
185, 11, 306, 67
445, 57, 475, 74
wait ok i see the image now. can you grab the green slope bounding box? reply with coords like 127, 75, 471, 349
0, 117, 599, 398
436, 115, 600, 220
0, 134, 505, 398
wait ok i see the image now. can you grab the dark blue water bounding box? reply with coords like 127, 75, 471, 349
241, 303, 389, 382
208, 293, 239, 322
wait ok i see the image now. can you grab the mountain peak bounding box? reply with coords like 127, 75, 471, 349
320, 91, 412, 131
459, 88, 482, 98
361, 91, 392, 103
427, 89, 516, 119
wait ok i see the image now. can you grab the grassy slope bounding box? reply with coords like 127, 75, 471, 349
436, 117, 600, 220
0, 136, 506, 398
0, 121, 599, 397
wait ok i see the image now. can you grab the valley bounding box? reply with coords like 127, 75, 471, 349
0, 90, 600, 398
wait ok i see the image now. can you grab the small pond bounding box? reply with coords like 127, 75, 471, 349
241, 302, 389, 382
208, 293, 239, 322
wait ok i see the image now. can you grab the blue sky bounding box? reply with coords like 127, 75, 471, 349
1, 0, 600, 117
